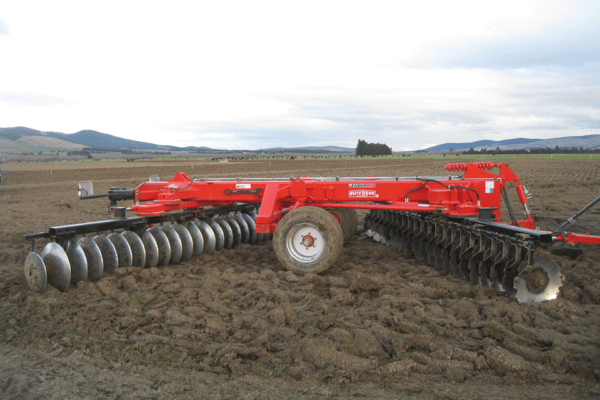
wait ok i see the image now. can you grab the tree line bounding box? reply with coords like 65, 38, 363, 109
355, 139, 392, 156
464, 146, 600, 155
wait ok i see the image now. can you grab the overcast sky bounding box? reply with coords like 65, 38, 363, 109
1, 0, 599, 151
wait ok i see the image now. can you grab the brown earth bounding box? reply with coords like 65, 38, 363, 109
1, 157, 600, 399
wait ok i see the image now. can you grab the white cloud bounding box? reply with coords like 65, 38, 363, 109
0, 0, 598, 150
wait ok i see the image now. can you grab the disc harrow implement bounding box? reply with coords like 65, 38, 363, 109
22, 163, 600, 303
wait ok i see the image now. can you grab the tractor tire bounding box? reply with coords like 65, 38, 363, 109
273, 206, 343, 275
326, 208, 358, 244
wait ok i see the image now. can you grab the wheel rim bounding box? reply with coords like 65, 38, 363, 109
286, 223, 325, 263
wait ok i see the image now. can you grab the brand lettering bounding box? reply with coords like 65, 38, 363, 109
349, 190, 379, 198
349, 183, 376, 188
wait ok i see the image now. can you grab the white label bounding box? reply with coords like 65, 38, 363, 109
236, 184, 251, 189
485, 181, 494, 194
349, 190, 379, 198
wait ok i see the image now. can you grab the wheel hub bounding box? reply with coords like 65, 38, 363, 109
302, 234, 315, 247
286, 223, 325, 263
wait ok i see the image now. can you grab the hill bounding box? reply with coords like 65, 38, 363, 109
0, 127, 86, 153
46, 130, 180, 151
0, 127, 355, 154
422, 135, 600, 152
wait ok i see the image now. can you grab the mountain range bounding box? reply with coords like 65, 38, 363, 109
421, 134, 600, 152
1, 126, 598, 154
0, 127, 355, 154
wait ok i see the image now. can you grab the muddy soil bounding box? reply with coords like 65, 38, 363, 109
1, 157, 599, 399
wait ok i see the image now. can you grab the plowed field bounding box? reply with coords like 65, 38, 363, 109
1, 158, 599, 399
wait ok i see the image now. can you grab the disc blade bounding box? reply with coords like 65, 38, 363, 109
148, 227, 171, 267
24, 252, 47, 293
141, 230, 159, 268
78, 237, 103, 282
121, 231, 146, 268
94, 235, 118, 275
216, 217, 234, 250
107, 232, 133, 269
42, 242, 71, 292
515, 254, 564, 303
249, 211, 268, 243
160, 225, 182, 265
233, 214, 250, 244
186, 222, 204, 258
207, 219, 224, 251
225, 216, 242, 248
66, 240, 88, 285
172, 224, 194, 262
240, 213, 257, 245
194, 221, 216, 255
364, 214, 373, 238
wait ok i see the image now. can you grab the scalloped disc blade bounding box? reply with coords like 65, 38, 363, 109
121, 231, 146, 268
172, 224, 194, 262
107, 232, 132, 269
24, 252, 47, 293
515, 254, 564, 303
141, 230, 159, 268
42, 242, 71, 292
78, 237, 103, 282
148, 227, 171, 267
66, 240, 88, 285
93, 235, 118, 275
160, 225, 182, 265
194, 221, 216, 255
186, 222, 204, 258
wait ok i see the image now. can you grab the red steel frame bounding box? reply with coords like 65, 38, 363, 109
129, 162, 539, 234
126, 162, 600, 245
